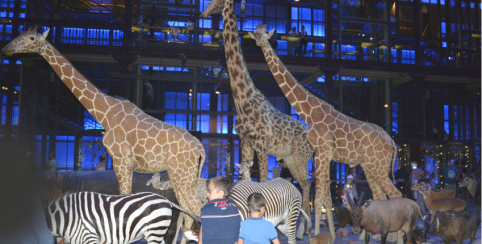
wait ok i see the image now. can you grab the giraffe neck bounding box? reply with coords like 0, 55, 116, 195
260, 43, 328, 126
222, 0, 265, 114
40, 41, 114, 129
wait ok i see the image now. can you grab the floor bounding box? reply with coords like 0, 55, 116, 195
135, 206, 481, 244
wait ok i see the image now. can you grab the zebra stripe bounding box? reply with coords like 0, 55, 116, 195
45, 192, 174, 244
229, 178, 307, 244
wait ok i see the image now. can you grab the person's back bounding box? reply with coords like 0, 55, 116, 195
444, 164, 459, 185
238, 193, 280, 244
200, 176, 240, 244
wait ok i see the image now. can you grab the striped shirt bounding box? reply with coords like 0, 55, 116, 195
200, 198, 241, 244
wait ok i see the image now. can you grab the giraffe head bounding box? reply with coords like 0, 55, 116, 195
200, 0, 224, 18
248, 23, 274, 48
235, 161, 253, 180
2, 26, 50, 56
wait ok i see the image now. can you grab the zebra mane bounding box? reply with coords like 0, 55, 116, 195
44, 190, 76, 209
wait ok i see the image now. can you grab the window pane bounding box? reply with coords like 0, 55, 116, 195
291, 7, 298, 20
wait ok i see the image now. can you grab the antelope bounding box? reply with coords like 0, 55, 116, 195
418, 187, 466, 223
458, 174, 481, 219
343, 193, 422, 244
411, 182, 455, 199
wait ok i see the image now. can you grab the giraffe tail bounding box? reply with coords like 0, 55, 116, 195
390, 139, 397, 185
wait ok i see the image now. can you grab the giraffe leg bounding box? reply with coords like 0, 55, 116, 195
240, 138, 255, 180
358, 165, 385, 241
314, 151, 336, 244
167, 158, 202, 244
288, 148, 312, 239
113, 158, 133, 195
254, 143, 269, 182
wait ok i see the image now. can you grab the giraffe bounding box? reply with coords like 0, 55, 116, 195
200, 0, 314, 237
249, 24, 402, 243
2, 27, 205, 234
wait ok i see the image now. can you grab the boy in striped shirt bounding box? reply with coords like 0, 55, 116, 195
199, 176, 241, 244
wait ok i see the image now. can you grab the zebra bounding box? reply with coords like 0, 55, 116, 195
229, 178, 312, 244
45, 191, 199, 244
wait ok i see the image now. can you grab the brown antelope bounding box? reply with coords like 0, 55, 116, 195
418, 187, 466, 223
458, 174, 481, 218
411, 182, 455, 199
343, 194, 422, 244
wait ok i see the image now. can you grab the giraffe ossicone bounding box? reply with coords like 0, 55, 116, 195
2, 27, 206, 240
248, 24, 274, 48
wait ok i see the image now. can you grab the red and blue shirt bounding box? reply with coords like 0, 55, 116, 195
200, 198, 241, 244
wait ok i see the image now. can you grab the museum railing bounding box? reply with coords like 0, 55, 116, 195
0, 21, 480, 77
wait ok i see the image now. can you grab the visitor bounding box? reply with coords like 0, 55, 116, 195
199, 176, 241, 244
410, 161, 425, 209
95, 155, 106, 171
287, 27, 299, 56
278, 159, 293, 183
46, 152, 57, 180
238, 193, 280, 244
394, 166, 409, 194
298, 25, 308, 56
443, 159, 459, 194
342, 175, 358, 203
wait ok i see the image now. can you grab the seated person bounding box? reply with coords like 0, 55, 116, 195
95, 155, 106, 171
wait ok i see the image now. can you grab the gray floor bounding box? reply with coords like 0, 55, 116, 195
136, 206, 481, 244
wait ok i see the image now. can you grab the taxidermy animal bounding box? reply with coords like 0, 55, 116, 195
343, 194, 422, 244
45, 192, 199, 244
334, 206, 352, 231
411, 182, 455, 199
458, 174, 481, 218
426, 210, 478, 244
418, 187, 466, 223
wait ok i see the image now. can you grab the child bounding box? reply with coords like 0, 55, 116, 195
199, 176, 240, 244
238, 193, 280, 244
342, 175, 358, 203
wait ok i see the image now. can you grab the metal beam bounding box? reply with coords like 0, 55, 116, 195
299, 70, 323, 85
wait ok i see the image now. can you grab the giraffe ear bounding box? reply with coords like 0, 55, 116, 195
268, 29, 275, 39
235, 163, 240, 168
248, 32, 255, 40
40, 28, 50, 41
248, 161, 253, 167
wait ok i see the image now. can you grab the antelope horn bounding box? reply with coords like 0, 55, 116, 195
436, 218, 439, 232
357, 192, 365, 206
348, 194, 355, 207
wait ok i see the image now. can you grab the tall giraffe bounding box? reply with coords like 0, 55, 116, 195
201, 0, 314, 236
250, 24, 402, 243
2, 27, 205, 233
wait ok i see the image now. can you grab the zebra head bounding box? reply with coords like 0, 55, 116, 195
235, 161, 253, 181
